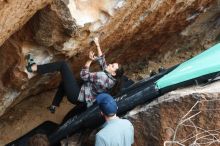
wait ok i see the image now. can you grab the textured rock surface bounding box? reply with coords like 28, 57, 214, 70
0, 89, 73, 146
63, 81, 220, 146
99, 0, 218, 64
128, 83, 220, 146
0, 0, 52, 46
0, 0, 220, 128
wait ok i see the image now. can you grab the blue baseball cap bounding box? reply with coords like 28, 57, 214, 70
96, 93, 117, 116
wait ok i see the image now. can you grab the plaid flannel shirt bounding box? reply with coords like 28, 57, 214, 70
78, 55, 116, 107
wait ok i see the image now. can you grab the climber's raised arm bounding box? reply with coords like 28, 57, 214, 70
94, 37, 102, 57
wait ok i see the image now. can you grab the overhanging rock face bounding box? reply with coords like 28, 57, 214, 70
0, 0, 126, 116
0, 0, 52, 46
0, 0, 219, 117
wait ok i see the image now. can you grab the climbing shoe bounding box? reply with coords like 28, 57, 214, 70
25, 53, 36, 73
47, 105, 56, 114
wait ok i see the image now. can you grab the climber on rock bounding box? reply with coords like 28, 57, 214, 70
25, 37, 124, 113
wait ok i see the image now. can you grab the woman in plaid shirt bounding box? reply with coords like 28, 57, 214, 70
26, 37, 124, 113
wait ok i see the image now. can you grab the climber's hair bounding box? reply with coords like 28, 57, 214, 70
110, 64, 124, 96
28, 134, 50, 146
